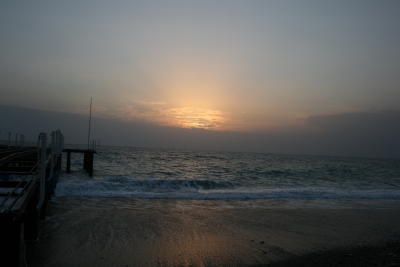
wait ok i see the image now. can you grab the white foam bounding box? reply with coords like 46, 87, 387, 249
55, 178, 400, 200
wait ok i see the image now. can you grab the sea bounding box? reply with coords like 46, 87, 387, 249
55, 145, 400, 207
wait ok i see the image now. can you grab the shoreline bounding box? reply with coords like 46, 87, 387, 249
26, 198, 400, 266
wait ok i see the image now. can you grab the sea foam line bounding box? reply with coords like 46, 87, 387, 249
55, 179, 400, 200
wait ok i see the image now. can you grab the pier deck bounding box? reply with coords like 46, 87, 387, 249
0, 131, 64, 267
0, 147, 42, 218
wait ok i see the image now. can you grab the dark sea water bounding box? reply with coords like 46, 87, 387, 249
56, 145, 400, 202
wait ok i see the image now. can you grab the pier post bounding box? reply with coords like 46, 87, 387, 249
24, 187, 40, 240
57, 153, 62, 170
24, 210, 39, 240
36, 133, 47, 219
63, 148, 95, 177
39, 180, 49, 220
66, 151, 71, 173
0, 222, 24, 267
24, 209, 39, 240
56, 154, 62, 185
83, 152, 88, 170
88, 152, 94, 176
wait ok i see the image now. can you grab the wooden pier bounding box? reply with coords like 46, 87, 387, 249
0, 131, 64, 267
63, 148, 96, 176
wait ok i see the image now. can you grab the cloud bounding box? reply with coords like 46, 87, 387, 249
83, 103, 237, 131
67, 99, 236, 131
303, 110, 400, 158
1, 104, 399, 159
131, 100, 165, 105
305, 110, 400, 134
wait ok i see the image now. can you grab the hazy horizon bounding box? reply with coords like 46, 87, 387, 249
1, 104, 399, 159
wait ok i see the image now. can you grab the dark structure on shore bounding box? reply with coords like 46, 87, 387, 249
0, 131, 63, 266
0, 130, 99, 266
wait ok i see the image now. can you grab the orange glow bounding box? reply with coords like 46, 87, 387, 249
132, 106, 235, 131
72, 101, 309, 133
164, 107, 230, 130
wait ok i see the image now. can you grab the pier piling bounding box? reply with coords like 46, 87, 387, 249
64, 148, 96, 177
0, 222, 24, 267
66, 151, 71, 173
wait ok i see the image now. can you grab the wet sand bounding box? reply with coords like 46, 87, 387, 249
26, 198, 400, 267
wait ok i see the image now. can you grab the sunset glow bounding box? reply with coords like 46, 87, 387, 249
74, 104, 235, 131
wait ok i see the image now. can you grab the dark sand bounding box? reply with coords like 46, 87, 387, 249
26, 198, 400, 267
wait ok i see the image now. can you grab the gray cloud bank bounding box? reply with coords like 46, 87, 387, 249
1, 105, 399, 159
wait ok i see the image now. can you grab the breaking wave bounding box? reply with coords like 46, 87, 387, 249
55, 176, 400, 200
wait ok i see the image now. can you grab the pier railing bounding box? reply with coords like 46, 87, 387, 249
0, 130, 64, 267
0, 132, 26, 148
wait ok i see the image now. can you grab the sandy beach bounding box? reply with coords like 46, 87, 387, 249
26, 198, 400, 267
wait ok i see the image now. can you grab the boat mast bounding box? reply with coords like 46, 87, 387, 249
87, 98, 92, 149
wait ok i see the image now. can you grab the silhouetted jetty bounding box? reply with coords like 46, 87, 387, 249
0, 128, 100, 266
0, 131, 64, 267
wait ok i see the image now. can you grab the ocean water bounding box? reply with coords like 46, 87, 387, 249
56, 145, 400, 202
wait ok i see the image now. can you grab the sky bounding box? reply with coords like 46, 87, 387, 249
1, 1, 400, 158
